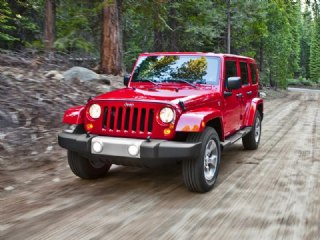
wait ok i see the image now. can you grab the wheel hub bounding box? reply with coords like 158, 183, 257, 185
204, 139, 218, 181
255, 117, 261, 143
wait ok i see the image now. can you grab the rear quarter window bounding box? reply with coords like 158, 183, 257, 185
240, 62, 249, 85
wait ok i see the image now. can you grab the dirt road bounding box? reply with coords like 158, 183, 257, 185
1, 90, 320, 240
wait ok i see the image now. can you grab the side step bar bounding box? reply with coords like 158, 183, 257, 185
221, 127, 252, 148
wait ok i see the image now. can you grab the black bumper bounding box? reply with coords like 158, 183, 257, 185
58, 132, 201, 161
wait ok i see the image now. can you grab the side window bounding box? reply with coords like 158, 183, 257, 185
240, 62, 249, 85
250, 63, 257, 84
225, 61, 237, 80
225, 60, 237, 88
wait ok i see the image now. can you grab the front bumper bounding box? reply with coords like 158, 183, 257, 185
58, 132, 201, 163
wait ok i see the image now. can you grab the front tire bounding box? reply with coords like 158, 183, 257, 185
242, 111, 262, 150
67, 151, 111, 179
182, 127, 221, 193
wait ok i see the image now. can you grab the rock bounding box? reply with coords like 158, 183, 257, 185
259, 91, 267, 98
45, 70, 64, 81
0, 110, 13, 128
52, 178, 60, 183
63, 66, 100, 82
4, 186, 14, 191
15, 74, 24, 80
46, 145, 53, 152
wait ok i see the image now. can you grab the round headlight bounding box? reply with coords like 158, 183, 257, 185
89, 104, 101, 119
159, 107, 175, 123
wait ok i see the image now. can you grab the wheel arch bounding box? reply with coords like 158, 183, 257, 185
175, 108, 224, 137
244, 98, 263, 126
205, 118, 224, 142
63, 106, 85, 124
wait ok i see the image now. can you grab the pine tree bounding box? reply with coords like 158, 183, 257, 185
310, 17, 320, 82
286, 0, 302, 77
0, 0, 17, 46
301, 10, 312, 79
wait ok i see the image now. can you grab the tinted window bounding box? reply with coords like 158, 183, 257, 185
250, 63, 257, 84
240, 62, 249, 85
225, 61, 237, 80
132, 56, 220, 85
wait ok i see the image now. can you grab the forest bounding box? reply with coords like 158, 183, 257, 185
0, 0, 320, 88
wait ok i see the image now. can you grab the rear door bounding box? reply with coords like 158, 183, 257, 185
239, 61, 251, 126
249, 62, 259, 98
222, 59, 242, 136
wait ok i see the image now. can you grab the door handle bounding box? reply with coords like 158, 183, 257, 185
236, 93, 243, 98
247, 91, 252, 95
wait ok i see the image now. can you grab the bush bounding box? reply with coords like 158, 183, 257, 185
301, 78, 312, 86
287, 78, 300, 85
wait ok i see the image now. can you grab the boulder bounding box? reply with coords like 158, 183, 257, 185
45, 70, 64, 81
63, 66, 100, 82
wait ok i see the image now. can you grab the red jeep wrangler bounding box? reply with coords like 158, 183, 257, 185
58, 52, 263, 193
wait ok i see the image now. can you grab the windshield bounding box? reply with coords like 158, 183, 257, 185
131, 55, 220, 85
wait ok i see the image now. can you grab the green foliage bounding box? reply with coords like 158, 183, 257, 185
55, 0, 100, 54
301, 10, 312, 79
0, 0, 18, 44
286, 0, 302, 76
0, 0, 316, 90
287, 77, 313, 86
0, 0, 41, 48
310, 16, 320, 82
228, 0, 268, 57
263, 1, 291, 88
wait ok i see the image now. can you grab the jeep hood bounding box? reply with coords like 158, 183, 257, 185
93, 87, 220, 108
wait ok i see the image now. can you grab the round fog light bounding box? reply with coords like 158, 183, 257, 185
128, 145, 139, 156
92, 142, 103, 153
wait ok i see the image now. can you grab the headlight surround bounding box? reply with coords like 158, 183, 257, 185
89, 104, 101, 119
159, 107, 175, 123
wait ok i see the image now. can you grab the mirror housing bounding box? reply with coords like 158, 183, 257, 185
227, 77, 241, 90
124, 74, 131, 86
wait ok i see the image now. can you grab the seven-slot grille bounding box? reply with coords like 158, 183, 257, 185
102, 105, 154, 134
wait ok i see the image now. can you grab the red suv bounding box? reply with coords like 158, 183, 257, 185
58, 52, 263, 193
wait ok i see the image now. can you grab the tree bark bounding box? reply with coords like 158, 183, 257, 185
100, 0, 123, 75
44, 0, 56, 53
226, 0, 231, 54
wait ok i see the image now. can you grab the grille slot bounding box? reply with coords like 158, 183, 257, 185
103, 105, 154, 135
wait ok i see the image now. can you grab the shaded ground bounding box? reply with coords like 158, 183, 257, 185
1, 74, 319, 239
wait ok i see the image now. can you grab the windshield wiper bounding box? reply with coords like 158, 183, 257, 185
169, 79, 197, 88
136, 78, 159, 86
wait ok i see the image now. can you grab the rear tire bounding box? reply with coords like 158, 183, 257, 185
68, 151, 111, 179
182, 127, 221, 193
242, 111, 262, 150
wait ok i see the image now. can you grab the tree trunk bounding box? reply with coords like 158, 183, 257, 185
226, 0, 231, 54
168, 7, 178, 51
44, 0, 55, 53
259, 40, 263, 72
100, 0, 122, 75
154, 30, 163, 52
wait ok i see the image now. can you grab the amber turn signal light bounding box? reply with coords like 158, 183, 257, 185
164, 128, 171, 135
86, 123, 94, 131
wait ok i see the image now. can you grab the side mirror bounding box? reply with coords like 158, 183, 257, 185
227, 77, 241, 90
124, 74, 131, 86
